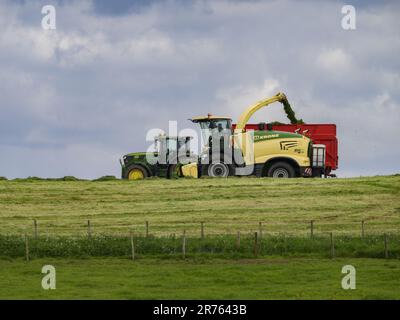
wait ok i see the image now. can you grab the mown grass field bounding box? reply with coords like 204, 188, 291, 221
1, 257, 399, 299
0, 176, 399, 237
0, 175, 399, 299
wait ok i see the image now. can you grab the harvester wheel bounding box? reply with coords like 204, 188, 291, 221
125, 165, 148, 180
207, 163, 230, 177
267, 162, 295, 178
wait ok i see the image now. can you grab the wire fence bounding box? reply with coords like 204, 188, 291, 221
3, 217, 399, 238
0, 218, 399, 261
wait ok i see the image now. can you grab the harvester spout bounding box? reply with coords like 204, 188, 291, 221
235, 92, 303, 132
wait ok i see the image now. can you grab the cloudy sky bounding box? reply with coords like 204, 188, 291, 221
0, 0, 399, 178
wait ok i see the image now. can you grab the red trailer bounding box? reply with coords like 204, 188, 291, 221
232, 123, 339, 176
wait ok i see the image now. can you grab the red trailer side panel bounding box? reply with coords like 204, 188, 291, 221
232, 123, 338, 173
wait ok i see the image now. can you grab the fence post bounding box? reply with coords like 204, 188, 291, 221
310, 220, 314, 239
330, 232, 335, 259
25, 233, 29, 262
130, 232, 135, 261
283, 234, 287, 255
145, 221, 149, 238
201, 222, 204, 239
253, 232, 258, 258
33, 219, 38, 239
87, 220, 91, 238
259, 222, 263, 239
182, 230, 186, 259
361, 220, 365, 239
384, 233, 388, 259
236, 231, 241, 250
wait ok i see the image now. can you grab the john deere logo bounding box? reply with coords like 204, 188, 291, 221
280, 141, 299, 150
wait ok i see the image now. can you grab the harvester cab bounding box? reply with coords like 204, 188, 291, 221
190, 116, 232, 149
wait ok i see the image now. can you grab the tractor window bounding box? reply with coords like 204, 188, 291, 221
167, 139, 177, 152
177, 139, 189, 151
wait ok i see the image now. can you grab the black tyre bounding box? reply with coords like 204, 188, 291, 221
124, 164, 148, 180
167, 164, 182, 179
266, 162, 296, 178
201, 152, 232, 178
207, 163, 230, 177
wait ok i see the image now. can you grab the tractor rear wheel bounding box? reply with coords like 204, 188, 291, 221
267, 162, 295, 178
125, 165, 148, 180
167, 164, 182, 179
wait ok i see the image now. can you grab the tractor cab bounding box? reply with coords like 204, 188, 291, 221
154, 135, 193, 165
121, 135, 195, 180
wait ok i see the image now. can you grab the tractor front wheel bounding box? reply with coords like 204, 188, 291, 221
125, 165, 148, 180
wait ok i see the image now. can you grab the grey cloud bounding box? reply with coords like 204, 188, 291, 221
0, 0, 399, 178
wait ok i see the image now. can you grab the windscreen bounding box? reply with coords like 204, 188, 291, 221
199, 119, 232, 148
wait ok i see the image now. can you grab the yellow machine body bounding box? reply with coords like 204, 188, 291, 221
235, 130, 310, 166
181, 162, 198, 178
182, 92, 312, 178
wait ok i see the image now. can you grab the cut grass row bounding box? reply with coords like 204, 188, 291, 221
1, 234, 399, 260
0, 175, 399, 237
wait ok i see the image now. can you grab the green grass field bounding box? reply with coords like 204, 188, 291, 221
0, 176, 399, 237
0, 175, 399, 299
1, 257, 399, 299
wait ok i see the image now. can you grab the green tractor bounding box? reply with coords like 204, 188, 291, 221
120, 135, 196, 180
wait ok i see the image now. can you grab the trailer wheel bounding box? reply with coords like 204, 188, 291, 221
267, 162, 295, 178
125, 165, 148, 180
